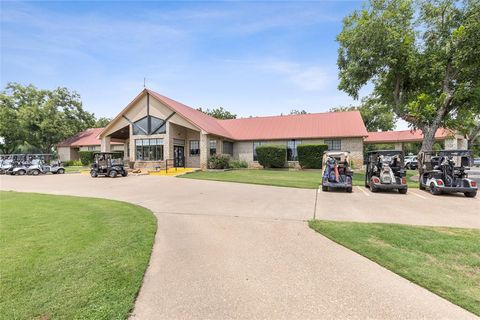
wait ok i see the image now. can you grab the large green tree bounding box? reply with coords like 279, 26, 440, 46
197, 107, 237, 119
337, 0, 480, 152
330, 96, 395, 131
0, 83, 95, 153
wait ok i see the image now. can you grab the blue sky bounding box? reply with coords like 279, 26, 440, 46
2, 1, 406, 127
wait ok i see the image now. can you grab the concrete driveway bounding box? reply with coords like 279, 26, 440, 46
0, 174, 477, 319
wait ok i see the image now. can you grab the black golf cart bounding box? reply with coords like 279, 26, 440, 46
90, 152, 128, 178
418, 150, 477, 197
365, 150, 408, 193
321, 151, 353, 192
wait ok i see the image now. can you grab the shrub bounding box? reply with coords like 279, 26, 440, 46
79, 151, 95, 165
297, 144, 328, 169
63, 160, 83, 167
256, 144, 286, 168
208, 154, 230, 169
229, 159, 248, 169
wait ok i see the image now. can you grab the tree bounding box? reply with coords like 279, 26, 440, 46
198, 107, 236, 119
289, 109, 308, 115
337, 0, 480, 152
0, 94, 25, 154
94, 117, 112, 128
330, 96, 395, 132
1, 83, 95, 153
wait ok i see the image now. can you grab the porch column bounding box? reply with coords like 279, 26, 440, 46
123, 140, 129, 160
200, 131, 209, 170
101, 136, 111, 152
394, 142, 403, 151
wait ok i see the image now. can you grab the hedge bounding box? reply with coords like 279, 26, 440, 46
297, 144, 328, 169
208, 154, 230, 169
79, 151, 95, 165
79, 150, 124, 165
256, 144, 286, 168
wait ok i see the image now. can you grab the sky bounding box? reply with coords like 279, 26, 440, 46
1, 0, 407, 129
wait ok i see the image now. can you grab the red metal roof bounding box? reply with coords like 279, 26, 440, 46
147, 90, 235, 139
57, 128, 122, 147
218, 111, 368, 140
365, 129, 453, 144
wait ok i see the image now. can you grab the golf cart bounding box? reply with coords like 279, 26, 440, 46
5, 155, 29, 175
418, 150, 477, 197
365, 150, 408, 194
404, 155, 418, 170
27, 157, 65, 175
90, 152, 127, 178
321, 151, 353, 192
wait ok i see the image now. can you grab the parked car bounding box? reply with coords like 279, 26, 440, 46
418, 150, 477, 197
321, 151, 353, 192
404, 156, 418, 170
365, 150, 408, 194
90, 152, 127, 178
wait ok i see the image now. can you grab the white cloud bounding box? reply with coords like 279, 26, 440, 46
260, 60, 331, 92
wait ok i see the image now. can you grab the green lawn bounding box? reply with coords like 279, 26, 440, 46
64, 165, 89, 173
0, 192, 156, 320
181, 168, 418, 189
309, 220, 480, 316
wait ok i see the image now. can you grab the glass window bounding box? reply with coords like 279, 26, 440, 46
287, 140, 302, 161
325, 139, 341, 151
190, 140, 200, 156
132, 116, 166, 135
253, 141, 264, 161
223, 141, 233, 156
209, 140, 217, 156
87, 146, 97, 151
135, 138, 164, 161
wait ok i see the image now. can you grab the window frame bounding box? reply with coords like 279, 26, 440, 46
253, 141, 264, 161
325, 139, 342, 151
189, 140, 200, 156
135, 138, 164, 161
286, 140, 302, 161
209, 140, 217, 156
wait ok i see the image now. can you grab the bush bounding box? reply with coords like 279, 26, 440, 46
229, 159, 248, 169
297, 144, 328, 169
63, 160, 83, 167
208, 154, 230, 169
79, 151, 95, 165
256, 144, 286, 168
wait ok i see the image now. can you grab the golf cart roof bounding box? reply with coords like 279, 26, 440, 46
421, 150, 472, 156
367, 150, 404, 155
323, 151, 350, 156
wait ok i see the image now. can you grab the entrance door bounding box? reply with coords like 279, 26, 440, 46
174, 146, 185, 167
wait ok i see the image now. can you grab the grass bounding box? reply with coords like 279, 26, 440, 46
181, 168, 419, 189
64, 166, 89, 173
309, 220, 480, 316
0, 191, 156, 320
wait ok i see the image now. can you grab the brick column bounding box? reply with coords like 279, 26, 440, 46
394, 142, 403, 151
200, 132, 209, 170
101, 136, 111, 152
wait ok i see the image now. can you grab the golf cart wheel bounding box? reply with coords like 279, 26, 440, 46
57, 168, 65, 174
122, 171, 128, 177
464, 191, 477, 198
18, 169, 26, 176
369, 182, 378, 193
419, 182, 425, 190
322, 185, 328, 192
31, 169, 40, 176
430, 183, 441, 195
109, 170, 118, 178
398, 188, 407, 194
90, 171, 98, 178
346, 187, 353, 193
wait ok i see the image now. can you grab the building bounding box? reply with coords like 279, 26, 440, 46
364, 129, 467, 150
98, 89, 368, 169
57, 128, 125, 162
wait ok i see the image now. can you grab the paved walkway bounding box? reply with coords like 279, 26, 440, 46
1, 174, 477, 319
